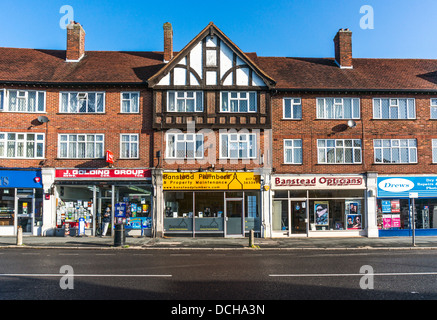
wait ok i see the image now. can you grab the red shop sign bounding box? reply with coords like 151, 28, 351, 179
55, 169, 151, 179
106, 150, 114, 164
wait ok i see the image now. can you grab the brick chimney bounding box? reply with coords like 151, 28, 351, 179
333, 28, 352, 69
163, 22, 173, 63
66, 21, 85, 62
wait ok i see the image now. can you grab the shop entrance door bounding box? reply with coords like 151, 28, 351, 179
225, 199, 244, 237
290, 200, 307, 235
17, 196, 34, 234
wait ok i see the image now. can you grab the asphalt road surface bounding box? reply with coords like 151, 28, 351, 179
1, 248, 437, 302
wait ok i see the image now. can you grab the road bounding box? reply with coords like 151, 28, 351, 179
1, 248, 437, 302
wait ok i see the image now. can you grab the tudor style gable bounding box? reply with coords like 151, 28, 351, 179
150, 22, 275, 130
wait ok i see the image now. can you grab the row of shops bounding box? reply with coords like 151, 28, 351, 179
1, 168, 437, 238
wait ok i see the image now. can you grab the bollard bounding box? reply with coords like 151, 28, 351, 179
249, 229, 254, 247
16, 226, 23, 246
114, 223, 125, 247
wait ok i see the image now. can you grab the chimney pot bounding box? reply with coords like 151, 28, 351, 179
66, 21, 85, 62
163, 22, 173, 63
334, 28, 352, 69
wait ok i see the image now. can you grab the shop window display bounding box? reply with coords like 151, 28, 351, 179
0, 188, 14, 226
377, 199, 437, 230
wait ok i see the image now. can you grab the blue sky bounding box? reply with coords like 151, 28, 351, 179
1, 0, 436, 59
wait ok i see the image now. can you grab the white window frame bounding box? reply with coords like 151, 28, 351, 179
283, 98, 302, 120
432, 139, 437, 163
0, 89, 4, 111
317, 139, 362, 164
219, 133, 257, 159
283, 139, 302, 164
316, 98, 360, 119
0, 132, 45, 158
59, 92, 105, 113
373, 98, 416, 119
120, 134, 139, 159
2, 89, 46, 113
167, 91, 203, 112
430, 98, 437, 119
58, 134, 105, 159
166, 133, 204, 159
221, 91, 257, 113
120, 92, 140, 113
374, 139, 417, 164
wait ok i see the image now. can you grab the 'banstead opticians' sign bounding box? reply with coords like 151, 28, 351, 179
273, 175, 365, 189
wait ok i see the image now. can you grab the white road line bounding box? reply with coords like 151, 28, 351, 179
270, 272, 437, 277
0, 273, 172, 277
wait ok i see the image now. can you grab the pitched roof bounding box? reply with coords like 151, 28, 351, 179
255, 56, 437, 92
0, 42, 436, 92
147, 22, 276, 88
0, 48, 164, 84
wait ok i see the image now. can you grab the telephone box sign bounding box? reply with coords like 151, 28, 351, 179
55, 169, 151, 179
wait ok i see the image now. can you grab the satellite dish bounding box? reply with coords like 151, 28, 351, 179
37, 116, 49, 123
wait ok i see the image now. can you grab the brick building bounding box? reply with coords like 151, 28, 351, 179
0, 21, 436, 238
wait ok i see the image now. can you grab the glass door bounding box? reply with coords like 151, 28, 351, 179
290, 200, 307, 234
17, 196, 34, 234
225, 199, 244, 237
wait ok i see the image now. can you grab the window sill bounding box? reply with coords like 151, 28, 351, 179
56, 112, 106, 115
372, 162, 418, 165
281, 118, 302, 121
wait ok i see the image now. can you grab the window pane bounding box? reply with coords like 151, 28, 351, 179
196, 92, 203, 112
168, 92, 175, 111
88, 93, 96, 113
284, 99, 291, 118
221, 92, 228, 112
249, 92, 256, 112
96, 93, 104, 112
294, 147, 302, 164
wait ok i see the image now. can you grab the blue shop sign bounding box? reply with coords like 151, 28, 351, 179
377, 176, 437, 198
0, 169, 42, 188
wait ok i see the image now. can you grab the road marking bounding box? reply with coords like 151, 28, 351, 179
0, 273, 172, 278
270, 272, 437, 277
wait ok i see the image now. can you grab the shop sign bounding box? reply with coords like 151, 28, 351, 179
273, 175, 365, 189
106, 150, 114, 164
0, 169, 42, 188
55, 169, 152, 179
377, 176, 437, 198
163, 172, 261, 190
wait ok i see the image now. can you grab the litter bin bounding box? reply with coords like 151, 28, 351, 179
114, 223, 126, 247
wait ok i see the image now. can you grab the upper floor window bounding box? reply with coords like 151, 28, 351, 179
120, 134, 139, 159
58, 134, 104, 158
283, 98, 302, 119
0, 132, 45, 158
167, 91, 203, 112
317, 98, 360, 119
1, 89, 46, 113
374, 139, 417, 164
220, 133, 257, 159
430, 99, 437, 119
221, 92, 257, 113
60, 92, 105, 113
432, 139, 437, 163
121, 92, 140, 113
373, 98, 415, 119
166, 133, 203, 159
317, 139, 362, 164
284, 139, 302, 164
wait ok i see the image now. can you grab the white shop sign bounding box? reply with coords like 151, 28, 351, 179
272, 175, 366, 190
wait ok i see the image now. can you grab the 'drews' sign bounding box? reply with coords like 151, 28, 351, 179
273, 175, 365, 189
377, 176, 437, 198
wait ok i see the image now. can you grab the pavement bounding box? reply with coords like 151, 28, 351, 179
1, 234, 437, 250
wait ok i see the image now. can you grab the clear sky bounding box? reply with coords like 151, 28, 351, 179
1, 0, 436, 59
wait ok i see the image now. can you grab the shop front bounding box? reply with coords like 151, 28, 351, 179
271, 174, 367, 237
162, 172, 261, 237
54, 169, 152, 236
0, 169, 43, 236
377, 176, 437, 237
